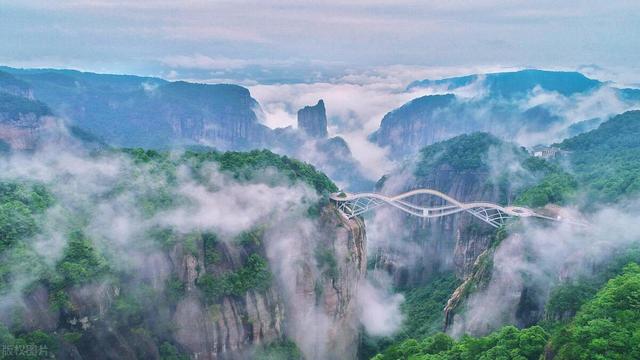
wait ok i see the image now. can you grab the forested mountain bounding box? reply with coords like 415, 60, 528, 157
3, 0, 639, 358
558, 110, 640, 203
0, 147, 370, 359
368, 110, 640, 359
360, 130, 575, 357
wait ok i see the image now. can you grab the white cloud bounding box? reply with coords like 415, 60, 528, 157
4, 1, 640, 78
248, 71, 436, 179
247, 65, 535, 179
159, 164, 317, 236
358, 272, 405, 336
163, 55, 288, 71
450, 200, 640, 337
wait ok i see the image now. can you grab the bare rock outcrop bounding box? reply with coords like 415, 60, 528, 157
297, 100, 328, 138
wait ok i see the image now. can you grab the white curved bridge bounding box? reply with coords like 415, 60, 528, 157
330, 189, 561, 228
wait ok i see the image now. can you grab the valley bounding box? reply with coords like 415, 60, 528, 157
0, 64, 639, 360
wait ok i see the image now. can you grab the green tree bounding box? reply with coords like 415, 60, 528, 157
552, 263, 640, 360
55, 231, 109, 287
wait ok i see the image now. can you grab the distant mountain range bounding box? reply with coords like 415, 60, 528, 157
0, 66, 269, 150
373, 69, 640, 157
407, 69, 601, 96
2, 66, 639, 190
0, 66, 372, 190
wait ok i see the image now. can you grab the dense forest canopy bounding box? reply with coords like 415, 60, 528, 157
559, 110, 640, 202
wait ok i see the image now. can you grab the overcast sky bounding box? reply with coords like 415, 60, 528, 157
1, 0, 639, 82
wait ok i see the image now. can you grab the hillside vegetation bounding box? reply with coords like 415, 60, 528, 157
372, 261, 640, 360
559, 110, 640, 202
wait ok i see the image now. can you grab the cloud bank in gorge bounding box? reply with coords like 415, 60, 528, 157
449, 201, 640, 337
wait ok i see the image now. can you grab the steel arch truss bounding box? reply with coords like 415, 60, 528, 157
466, 207, 512, 228
334, 196, 386, 218
330, 189, 548, 228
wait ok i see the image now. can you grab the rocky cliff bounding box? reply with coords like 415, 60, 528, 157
169, 204, 367, 360
373, 134, 525, 286
297, 99, 328, 138
0, 68, 374, 190
169, 238, 284, 359
375, 163, 503, 286
373, 94, 457, 157
0, 68, 271, 150
5, 203, 366, 360
0, 114, 42, 150
0, 85, 51, 150
288, 206, 366, 360
270, 101, 373, 191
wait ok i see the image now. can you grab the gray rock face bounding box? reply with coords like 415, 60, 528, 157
0, 68, 272, 150
290, 206, 366, 360
168, 240, 284, 360
373, 94, 456, 157
0, 91, 51, 150
5, 205, 366, 360
1, 67, 376, 190
377, 164, 502, 286
373, 132, 538, 286
0, 116, 41, 150
164, 206, 366, 360
297, 100, 328, 138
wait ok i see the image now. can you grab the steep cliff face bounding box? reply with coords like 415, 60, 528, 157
271, 102, 373, 191
0, 89, 51, 150
375, 132, 574, 335
0, 144, 370, 359
377, 164, 502, 286
297, 100, 328, 139
373, 94, 457, 157
159, 81, 271, 151
5, 205, 366, 360
373, 132, 556, 286
249, 203, 368, 360
168, 240, 284, 359
0, 68, 271, 150
374, 134, 507, 287
289, 206, 366, 360
0, 68, 376, 191
168, 206, 367, 360
0, 116, 41, 150
442, 241, 496, 331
